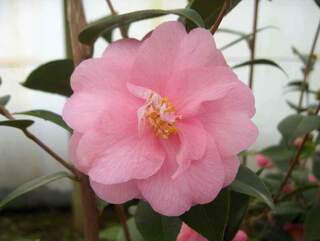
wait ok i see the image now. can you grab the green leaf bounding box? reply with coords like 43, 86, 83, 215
185, 0, 242, 31
0, 95, 10, 106
232, 59, 287, 76
0, 119, 34, 130
220, 26, 276, 51
224, 191, 249, 241
135, 201, 181, 241
313, 151, 320, 180
260, 145, 295, 171
79, 9, 205, 45
278, 114, 320, 145
286, 100, 308, 113
181, 188, 230, 241
315, 0, 320, 8
230, 165, 274, 209
281, 184, 319, 201
22, 59, 74, 96
15, 110, 71, 133
304, 205, 320, 241
0, 172, 72, 210
272, 201, 304, 218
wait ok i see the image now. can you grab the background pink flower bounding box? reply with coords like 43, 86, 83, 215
255, 154, 272, 168
63, 21, 258, 216
176, 224, 248, 241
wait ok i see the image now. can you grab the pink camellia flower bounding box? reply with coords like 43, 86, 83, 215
176, 224, 247, 241
255, 154, 272, 168
63, 21, 258, 216
282, 184, 293, 193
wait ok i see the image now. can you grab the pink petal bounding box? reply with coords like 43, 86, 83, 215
222, 156, 240, 187
201, 107, 258, 157
63, 92, 108, 133
69, 132, 86, 171
175, 28, 226, 71
137, 136, 224, 216
165, 67, 237, 117
174, 119, 207, 178
89, 130, 165, 185
130, 21, 187, 93
90, 180, 140, 204
177, 224, 207, 241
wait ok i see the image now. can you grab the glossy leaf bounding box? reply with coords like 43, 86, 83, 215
278, 114, 320, 145
224, 191, 249, 241
22, 59, 74, 96
0, 95, 10, 106
185, 0, 242, 30
0, 119, 34, 130
304, 205, 320, 241
230, 165, 274, 209
181, 188, 230, 241
232, 59, 287, 76
135, 201, 181, 241
15, 110, 71, 133
0, 172, 72, 209
79, 9, 205, 45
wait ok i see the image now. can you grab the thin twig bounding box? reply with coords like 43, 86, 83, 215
273, 103, 320, 202
248, 0, 260, 89
105, 0, 128, 38
0, 105, 78, 177
209, 0, 231, 34
297, 19, 320, 110
115, 205, 132, 241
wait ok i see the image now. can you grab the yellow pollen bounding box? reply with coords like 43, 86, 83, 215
147, 96, 180, 139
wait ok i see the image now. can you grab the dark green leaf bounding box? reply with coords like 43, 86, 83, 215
231, 165, 274, 209
315, 0, 320, 8
220, 26, 276, 50
15, 110, 71, 132
224, 192, 249, 241
79, 9, 205, 45
181, 188, 230, 241
272, 201, 304, 218
0, 119, 34, 130
292, 46, 308, 65
0, 172, 72, 210
0, 95, 10, 106
22, 59, 74, 96
232, 59, 287, 76
286, 100, 308, 113
313, 151, 320, 180
185, 0, 242, 31
278, 114, 320, 145
304, 205, 320, 241
135, 201, 181, 241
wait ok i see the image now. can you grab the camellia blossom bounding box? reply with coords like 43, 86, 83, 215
284, 223, 304, 241
308, 175, 317, 183
177, 224, 248, 241
63, 21, 258, 216
255, 154, 272, 168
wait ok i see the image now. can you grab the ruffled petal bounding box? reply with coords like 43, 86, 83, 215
130, 21, 187, 93
222, 156, 240, 187
89, 130, 165, 185
137, 136, 224, 216
90, 180, 140, 204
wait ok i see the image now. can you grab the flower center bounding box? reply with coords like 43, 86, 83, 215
146, 96, 180, 139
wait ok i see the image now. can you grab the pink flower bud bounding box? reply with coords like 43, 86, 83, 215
282, 184, 293, 193
255, 154, 272, 168
232, 230, 248, 241
308, 175, 317, 183
293, 137, 303, 148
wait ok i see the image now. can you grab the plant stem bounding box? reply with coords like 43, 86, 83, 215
248, 0, 260, 89
273, 103, 320, 202
105, 0, 128, 38
209, 0, 231, 34
115, 205, 132, 241
0, 105, 78, 177
66, 1, 100, 241
297, 19, 320, 110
